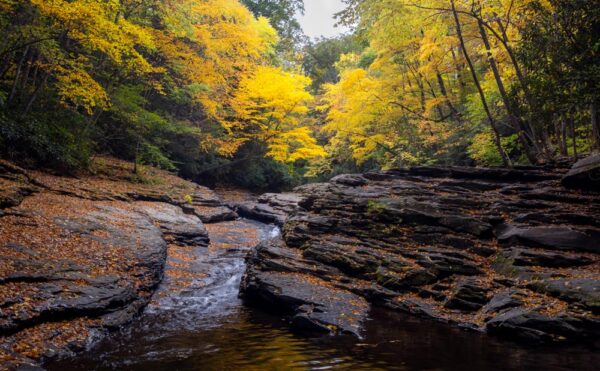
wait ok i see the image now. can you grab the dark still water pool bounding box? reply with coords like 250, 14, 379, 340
46, 218, 597, 371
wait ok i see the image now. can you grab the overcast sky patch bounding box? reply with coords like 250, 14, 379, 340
298, 0, 350, 39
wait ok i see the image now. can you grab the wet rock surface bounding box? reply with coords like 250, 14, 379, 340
0, 159, 230, 369
186, 186, 238, 224
232, 193, 301, 226
241, 166, 600, 343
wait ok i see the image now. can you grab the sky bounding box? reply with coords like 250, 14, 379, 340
298, 0, 350, 39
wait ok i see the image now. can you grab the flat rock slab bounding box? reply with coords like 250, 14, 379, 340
136, 202, 209, 246
242, 165, 600, 343
192, 205, 238, 223
562, 153, 600, 191
242, 265, 368, 336
497, 224, 599, 253
0, 162, 210, 368
234, 192, 301, 226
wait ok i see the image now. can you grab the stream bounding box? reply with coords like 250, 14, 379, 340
46, 199, 598, 370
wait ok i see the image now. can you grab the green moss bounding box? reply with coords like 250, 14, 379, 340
367, 200, 387, 214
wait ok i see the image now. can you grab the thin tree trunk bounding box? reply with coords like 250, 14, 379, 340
7, 46, 29, 105
555, 115, 567, 156
20, 50, 35, 92
494, 19, 542, 144
436, 71, 460, 120
560, 115, 568, 156
477, 19, 538, 164
134, 140, 140, 174
430, 87, 445, 120
451, 47, 467, 95
30, 61, 39, 90
451, 0, 511, 167
495, 20, 535, 106
23, 72, 48, 115
569, 114, 577, 161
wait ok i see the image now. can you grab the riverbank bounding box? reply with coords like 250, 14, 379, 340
0, 158, 238, 368
241, 162, 600, 344
1, 156, 599, 369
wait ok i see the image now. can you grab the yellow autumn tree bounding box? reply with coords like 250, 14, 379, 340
26, 0, 158, 114
319, 0, 554, 170
230, 66, 325, 163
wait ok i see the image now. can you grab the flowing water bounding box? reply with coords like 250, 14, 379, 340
47, 209, 598, 370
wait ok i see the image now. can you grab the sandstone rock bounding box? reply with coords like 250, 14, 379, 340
482, 290, 524, 313
528, 279, 600, 314
194, 206, 238, 223
242, 165, 600, 343
0, 162, 37, 209
444, 279, 490, 311
508, 248, 593, 268
331, 174, 368, 187
234, 192, 301, 226
496, 224, 599, 253
486, 309, 595, 342
135, 203, 209, 246
0, 164, 215, 367
562, 153, 600, 191
241, 264, 368, 336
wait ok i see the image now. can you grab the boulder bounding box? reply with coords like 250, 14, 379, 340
234, 192, 301, 226
241, 267, 368, 337
135, 202, 209, 246
562, 153, 600, 191
482, 290, 524, 313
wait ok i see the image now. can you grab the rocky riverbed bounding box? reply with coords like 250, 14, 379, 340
0, 158, 237, 369
240, 160, 600, 344
1, 156, 599, 369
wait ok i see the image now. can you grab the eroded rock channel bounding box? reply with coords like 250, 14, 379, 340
1, 158, 599, 370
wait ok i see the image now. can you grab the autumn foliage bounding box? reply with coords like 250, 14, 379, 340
313, 0, 599, 174
0, 0, 598, 186
0, 0, 323, 184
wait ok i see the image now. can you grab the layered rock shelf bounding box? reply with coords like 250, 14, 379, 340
241, 165, 599, 343
0, 159, 236, 368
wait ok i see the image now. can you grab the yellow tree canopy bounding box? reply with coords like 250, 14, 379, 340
230, 66, 326, 162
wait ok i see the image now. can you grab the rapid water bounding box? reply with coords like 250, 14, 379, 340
47, 216, 597, 370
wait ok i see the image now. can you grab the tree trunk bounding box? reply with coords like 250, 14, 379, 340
412, 73, 426, 113
7, 46, 29, 105
569, 114, 578, 161
477, 19, 539, 164
556, 115, 567, 156
451, 47, 467, 95
20, 50, 35, 92
23, 72, 48, 115
451, 0, 511, 167
134, 141, 140, 175
560, 115, 568, 156
494, 19, 542, 145
436, 71, 460, 120
424, 76, 445, 119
